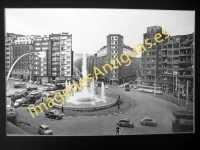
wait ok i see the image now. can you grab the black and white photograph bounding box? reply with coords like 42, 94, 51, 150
5, 8, 195, 136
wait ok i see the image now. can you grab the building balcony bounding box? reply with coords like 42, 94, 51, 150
179, 46, 192, 49
161, 73, 173, 76
52, 73, 60, 76
52, 68, 59, 71
161, 67, 173, 70
176, 68, 193, 71
146, 72, 155, 75
177, 60, 192, 64
161, 80, 173, 85
173, 53, 192, 57
52, 59, 60, 62
162, 55, 168, 57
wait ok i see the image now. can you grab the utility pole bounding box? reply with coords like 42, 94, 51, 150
172, 72, 174, 95
186, 80, 189, 111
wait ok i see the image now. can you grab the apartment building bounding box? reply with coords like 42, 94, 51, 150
5, 33, 22, 77
96, 34, 137, 82
32, 35, 50, 83
141, 26, 194, 91
161, 33, 194, 90
11, 35, 34, 80
141, 26, 163, 85
49, 33, 73, 82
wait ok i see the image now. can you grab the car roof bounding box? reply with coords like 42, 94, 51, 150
40, 125, 50, 128
120, 118, 129, 121
143, 117, 152, 120
50, 110, 57, 112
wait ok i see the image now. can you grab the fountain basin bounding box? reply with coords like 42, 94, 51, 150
54, 94, 117, 111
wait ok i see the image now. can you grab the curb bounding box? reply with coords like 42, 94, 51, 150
61, 99, 135, 118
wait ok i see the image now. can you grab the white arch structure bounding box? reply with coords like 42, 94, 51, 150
6, 51, 46, 81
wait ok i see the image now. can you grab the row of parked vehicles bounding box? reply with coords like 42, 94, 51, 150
6, 106, 17, 124
13, 80, 55, 88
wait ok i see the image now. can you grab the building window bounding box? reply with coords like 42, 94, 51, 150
147, 52, 151, 55
35, 47, 41, 50
147, 64, 151, 68
35, 43, 41, 45
42, 47, 48, 50
42, 42, 48, 45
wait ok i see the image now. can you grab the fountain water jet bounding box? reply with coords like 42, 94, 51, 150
61, 53, 117, 110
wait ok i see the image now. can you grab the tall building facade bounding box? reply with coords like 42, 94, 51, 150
7, 32, 73, 83
141, 26, 163, 85
11, 35, 34, 79
31, 33, 73, 82
5, 33, 22, 76
96, 34, 137, 81
141, 26, 194, 91
32, 35, 50, 83
161, 33, 194, 90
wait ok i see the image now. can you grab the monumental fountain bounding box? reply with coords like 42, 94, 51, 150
57, 53, 117, 111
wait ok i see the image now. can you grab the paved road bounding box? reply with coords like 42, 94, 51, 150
8, 80, 188, 135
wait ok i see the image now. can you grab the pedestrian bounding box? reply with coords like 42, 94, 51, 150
116, 125, 121, 135
117, 99, 120, 109
61, 106, 64, 113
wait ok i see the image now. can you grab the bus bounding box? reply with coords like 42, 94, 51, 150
138, 85, 163, 94
172, 111, 193, 132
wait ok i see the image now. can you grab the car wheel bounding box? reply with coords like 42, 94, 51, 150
48, 133, 53, 135
56, 117, 59, 120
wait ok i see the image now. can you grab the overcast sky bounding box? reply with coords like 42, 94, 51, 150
5, 9, 195, 55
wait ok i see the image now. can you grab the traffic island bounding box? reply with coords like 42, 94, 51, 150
52, 94, 134, 117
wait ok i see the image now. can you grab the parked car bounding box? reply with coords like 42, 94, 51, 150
45, 110, 64, 120
34, 81, 38, 84
38, 125, 53, 135
105, 85, 108, 89
129, 80, 133, 84
140, 117, 157, 126
125, 84, 131, 91
42, 82, 47, 86
43, 86, 56, 91
116, 119, 134, 128
7, 106, 15, 113
28, 104, 35, 112
14, 82, 27, 88
36, 81, 41, 84
11, 94, 24, 105
7, 111, 17, 124
14, 99, 23, 107
28, 80, 34, 83
27, 87, 38, 91
46, 83, 51, 86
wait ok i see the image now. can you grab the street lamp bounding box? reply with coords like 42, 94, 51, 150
6, 51, 46, 82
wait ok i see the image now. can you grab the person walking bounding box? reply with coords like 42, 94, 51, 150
61, 106, 64, 113
116, 125, 121, 135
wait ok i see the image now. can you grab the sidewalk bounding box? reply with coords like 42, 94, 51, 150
7, 121, 29, 135
154, 92, 193, 112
